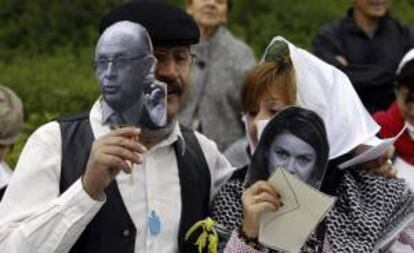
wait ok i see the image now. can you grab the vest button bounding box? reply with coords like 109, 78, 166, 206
122, 229, 131, 237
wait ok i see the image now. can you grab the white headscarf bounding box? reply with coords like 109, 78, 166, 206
397, 48, 414, 75
262, 36, 380, 159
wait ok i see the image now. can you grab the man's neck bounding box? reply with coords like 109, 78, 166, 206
353, 10, 380, 34
199, 25, 219, 41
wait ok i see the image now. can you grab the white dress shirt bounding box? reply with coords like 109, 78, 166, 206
0, 162, 12, 190
0, 100, 234, 253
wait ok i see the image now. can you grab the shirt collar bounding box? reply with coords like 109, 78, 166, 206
0, 161, 12, 189
100, 97, 145, 126
152, 122, 186, 156
101, 99, 115, 124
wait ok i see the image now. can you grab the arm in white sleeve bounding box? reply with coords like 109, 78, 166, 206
0, 122, 104, 253
195, 132, 236, 201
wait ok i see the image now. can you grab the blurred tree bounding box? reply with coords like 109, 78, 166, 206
0, 0, 120, 57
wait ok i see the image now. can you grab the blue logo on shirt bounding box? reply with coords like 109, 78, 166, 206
148, 210, 161, 236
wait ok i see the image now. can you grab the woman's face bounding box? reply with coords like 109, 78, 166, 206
396, 87, 414, 126
268, 132, 317, 183
246, 92, 287, 148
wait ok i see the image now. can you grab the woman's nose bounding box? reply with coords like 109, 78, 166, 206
284, 159, 296, 174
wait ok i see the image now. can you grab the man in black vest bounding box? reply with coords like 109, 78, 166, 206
0, 2, 234, 252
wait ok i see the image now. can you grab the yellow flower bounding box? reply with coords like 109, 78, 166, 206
185, 217, 218, 253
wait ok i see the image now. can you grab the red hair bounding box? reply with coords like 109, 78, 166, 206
240, 61, 296, 113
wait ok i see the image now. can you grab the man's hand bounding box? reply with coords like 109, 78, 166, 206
144, 82, 167, 127
242, 181, 282, 238
82, 127, 147, 200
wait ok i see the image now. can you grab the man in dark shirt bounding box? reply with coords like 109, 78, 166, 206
313, 0, 414, 113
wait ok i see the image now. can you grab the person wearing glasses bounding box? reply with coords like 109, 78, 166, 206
0, 2, 234, 253
93, 21, 167, 129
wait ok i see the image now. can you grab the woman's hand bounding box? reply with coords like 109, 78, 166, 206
354, 145, 397, 177
241, 181, 282, 238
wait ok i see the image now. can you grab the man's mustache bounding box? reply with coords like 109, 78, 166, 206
159, 77, 183, 96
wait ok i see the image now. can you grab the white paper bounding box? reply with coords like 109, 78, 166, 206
259, 168, 336, 253
338, 125, 407, 169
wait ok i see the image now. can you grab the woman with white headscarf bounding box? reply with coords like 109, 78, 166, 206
221, 106, 414, 253
212, 37, 406, 252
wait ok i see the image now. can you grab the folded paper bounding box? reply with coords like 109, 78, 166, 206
259, 168, 336, 253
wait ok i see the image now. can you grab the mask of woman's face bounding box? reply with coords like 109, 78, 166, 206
245, 93, 287, 149
268, 132, 317, 183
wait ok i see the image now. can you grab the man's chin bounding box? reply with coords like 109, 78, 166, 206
368, 7, 387, 18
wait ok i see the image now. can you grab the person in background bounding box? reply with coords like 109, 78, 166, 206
179, 0, 256, 151
0, 85, 23, 201
313, 0, 414, 113
374, 49, 414, 189
0, 3, 234, 252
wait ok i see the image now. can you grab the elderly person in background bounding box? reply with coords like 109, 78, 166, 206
313, 0, 414, 113
0, 85, 23, 201
179, 0, 256, 151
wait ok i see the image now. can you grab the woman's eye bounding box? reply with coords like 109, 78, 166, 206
276, 150, 289, 159
297, 156, 311, 165
248, 110, 258, 117
269, 109, 280, 116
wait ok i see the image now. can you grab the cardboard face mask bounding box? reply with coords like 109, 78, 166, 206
268, 132, 317, 186
246, 106, 329, 190
95, 21, 167, 129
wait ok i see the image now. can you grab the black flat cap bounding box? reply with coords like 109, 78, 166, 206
99, 2, 200, 47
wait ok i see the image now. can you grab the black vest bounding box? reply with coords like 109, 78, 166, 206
0, 186, 6, 201
58, 112, 211, 253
